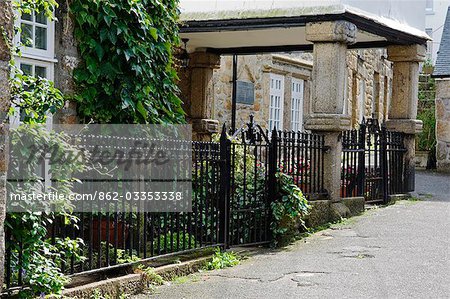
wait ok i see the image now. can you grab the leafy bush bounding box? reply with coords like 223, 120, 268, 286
7, 125, 87, 297
71, 0, 185, 123
9, 70, 64, 124
417, 107, 436, 151
5, 1, 86, 297
141, 267, 165, 287
271, 172, 310, 247
205, 248, 240, 270
417, 71, 436, 152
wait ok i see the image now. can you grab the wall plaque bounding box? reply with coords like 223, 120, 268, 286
236, 81, 255, 105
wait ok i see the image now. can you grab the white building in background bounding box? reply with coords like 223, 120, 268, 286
425, 0, 450, 63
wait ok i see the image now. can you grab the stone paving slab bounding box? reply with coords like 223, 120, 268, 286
133, 171, 450, 299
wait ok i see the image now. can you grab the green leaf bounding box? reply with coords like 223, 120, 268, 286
149, 27, 158, 40
136, 101, 148, 119
95, 43, 104, 60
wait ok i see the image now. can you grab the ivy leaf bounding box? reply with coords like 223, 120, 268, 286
136, 101, 148, 119
149, 27, 158, 40
73, 69, 89, 82
95, 43, 104, 61
103, 14, 112, 26
124, 49, 133, 61
108, 30, 117, 44
99, 28, 108, 42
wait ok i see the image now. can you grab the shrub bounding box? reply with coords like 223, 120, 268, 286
205, 248, 240, 270
271, 172, 310, 247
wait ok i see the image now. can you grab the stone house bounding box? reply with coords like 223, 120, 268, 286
432, 6, 450, 172
9, 2, 429, 195
212, 49, 393, 131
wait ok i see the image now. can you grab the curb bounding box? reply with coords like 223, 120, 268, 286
62, 255, 211, 298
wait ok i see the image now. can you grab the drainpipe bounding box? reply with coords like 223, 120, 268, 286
231, 54, 238, 133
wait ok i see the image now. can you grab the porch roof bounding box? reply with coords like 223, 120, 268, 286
179, 4, 430, 54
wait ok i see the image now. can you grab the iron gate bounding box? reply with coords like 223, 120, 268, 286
220, 118, 272, 247
221, 116, 327, 247
341, 117, 408, 203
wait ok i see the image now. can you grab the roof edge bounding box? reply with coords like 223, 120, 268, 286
180, 5, 429, 46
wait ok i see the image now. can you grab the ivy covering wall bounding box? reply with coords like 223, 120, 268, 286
71, 0, 185, 124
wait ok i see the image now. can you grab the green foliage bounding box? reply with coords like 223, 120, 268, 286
7, 125, 88, 297
142, 267, 165, 287
71, 0, 185, 123
271, 172, 310, 247
9, 0, 65, 124
10, 69, 65, 123
153, 232, 196, 254
90, 288, 112, 299
205, 248, 240, 270
6, 1, 81, 297
85, 242, 140, 268
417, 73, 436, 151
417, 107, 436, 151
12, 0, 58, 20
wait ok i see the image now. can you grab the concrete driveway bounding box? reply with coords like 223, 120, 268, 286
134, 170, 450, 299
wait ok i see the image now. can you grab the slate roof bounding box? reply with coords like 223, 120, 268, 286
433, 7, 450, 78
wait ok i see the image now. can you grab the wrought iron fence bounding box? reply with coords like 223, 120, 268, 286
275, 130, 326, 198
341, 118, 407, 203
4, 117, 328, 293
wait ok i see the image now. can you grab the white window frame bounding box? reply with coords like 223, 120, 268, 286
11, 9, 56, 128
14, 10, 56, 62
10, 57, 55, 128
269, 74, 284, 131
291, 78, 304, 132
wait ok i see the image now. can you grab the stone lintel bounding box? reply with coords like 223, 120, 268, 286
385, 119, 423, 135
304, 114, 351, 132
189, 52, 221, 69
387, 44, 426, 62
306, 21, 357, 44
191, 118, 219, 134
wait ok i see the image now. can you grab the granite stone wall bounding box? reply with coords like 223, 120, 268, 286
54, 0, 80, 124
213, 53, 313, 131
213, 49, 393, 131
435, 78, 450, 172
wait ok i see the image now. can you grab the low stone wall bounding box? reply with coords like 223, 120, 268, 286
305, 197, 365, 228
62, 256, 211, 298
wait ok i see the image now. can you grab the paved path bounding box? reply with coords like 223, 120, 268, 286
134, 171, 450, 298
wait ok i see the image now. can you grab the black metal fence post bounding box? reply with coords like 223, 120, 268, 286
380, 124, 389, 204
267, 128, 278, 241
357, 120, 366, 196
219, 125, 231, 248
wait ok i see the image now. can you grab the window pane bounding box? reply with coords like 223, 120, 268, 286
35, 66, 47, 78
35, 26, 47, 50
20, 23, 33, 46
20, 63, 33, 76
35, 11, 47, 25
21, 12, 32, 21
